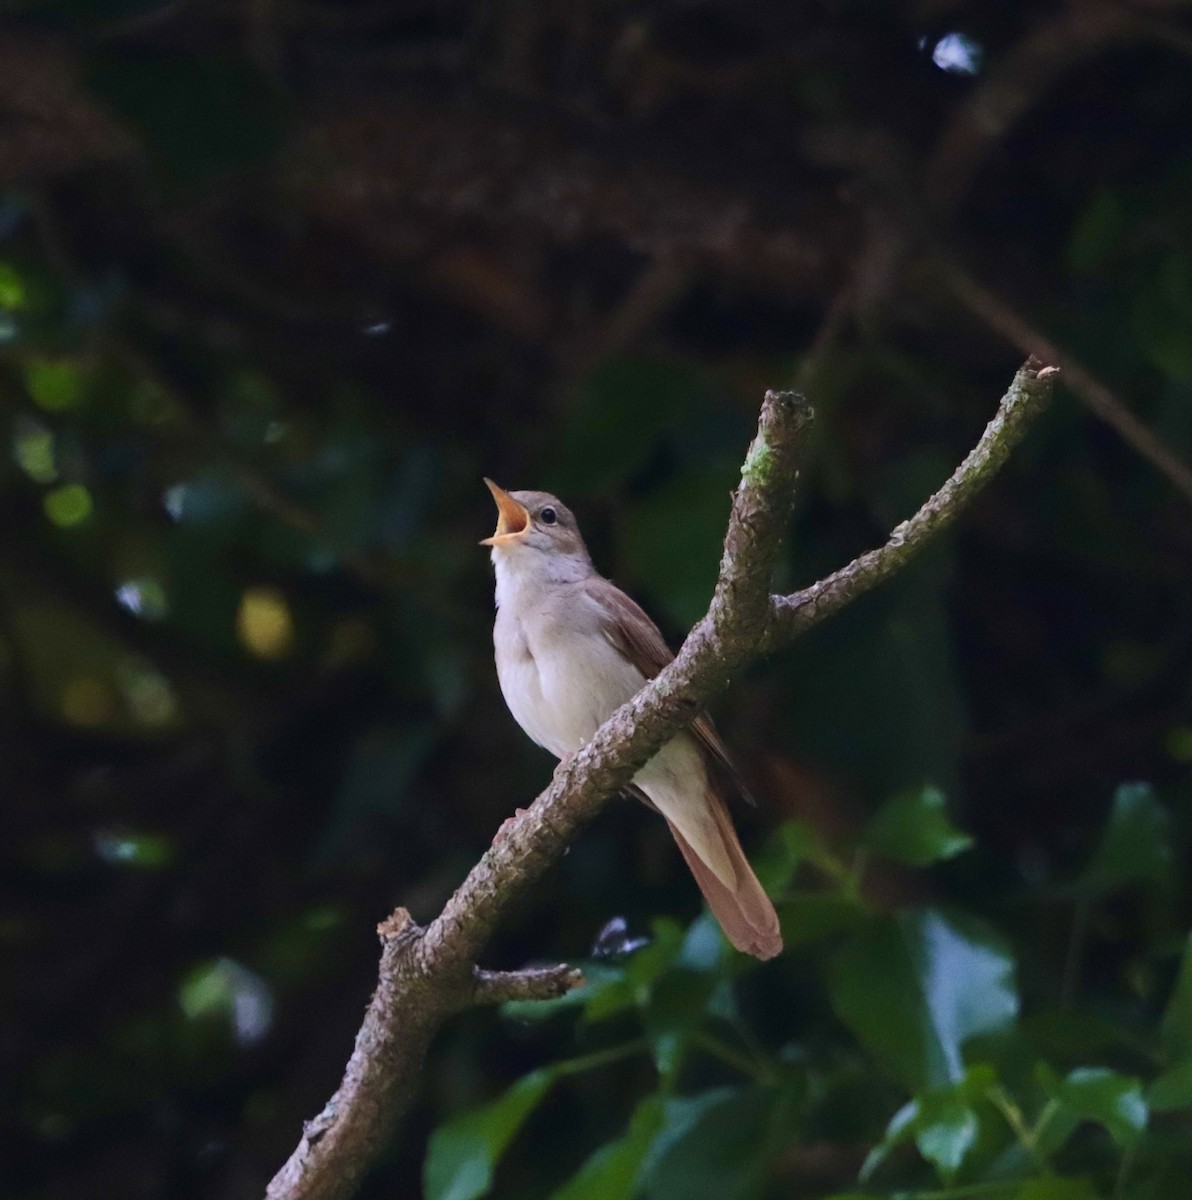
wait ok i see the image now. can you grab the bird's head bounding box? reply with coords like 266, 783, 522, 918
481, 480, 590, 568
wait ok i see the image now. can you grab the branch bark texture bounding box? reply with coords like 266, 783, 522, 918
266, 359, 1056, 1200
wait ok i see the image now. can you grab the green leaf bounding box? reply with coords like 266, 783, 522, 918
94, 830, 175, 869
1161, 933, 1192, 1051
776, 565, 965, 800
622, 919, 686, 991
677, 912, 731, 973
1054, 1068, 1148, 1148
863, 1069, 993, 1183
620, 466, 738, 628
914, 1095, 979, 1181
26, 358, 86, 411
583, 977, 638, 1023
1132, 254, 1192, 381
424, 1069, 555, 1200
0, 261, 27, 309
829, 908, 1019, 1090
643, 968, 718, 1059
776, 892, 866, 949
754, 820, 820, 894
1014, 1179, 1101, 1200
642, 1087, 783, 1200
1076, 782, 1172, 897
553, 360, 710, 496
1148, 1053, 1192, 1112
862, 785, 974, 867
860, 1098, 918, 1180
1067, 189, 1125, 275
177, 957, 272, 1044
549, 1095, 665, 1200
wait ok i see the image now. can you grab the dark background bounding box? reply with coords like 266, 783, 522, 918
2, 2, 1191, 1198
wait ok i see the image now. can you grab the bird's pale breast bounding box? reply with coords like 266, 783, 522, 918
494, 587, 644, 759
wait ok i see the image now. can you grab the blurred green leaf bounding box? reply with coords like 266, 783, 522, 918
26, 358, 85, 410
93, 829, 175, 869
862, 785, 973, 867
860, 1097, 918, 1180
1132, 254, 1192, 381
641, 1086, 785, 1200
620, 466, 737, 628
1161, 933, 1192, 1051
549, 1095, 665, 1200
643, 968, 718, 1050
424, 1069, 555, 1200
677, 912, 732, 972
177, 958, 272, 1045
1067, 189, 1126, 276
1023, 1010, 1128, 1063
623, 919, 686, 992
13, 420, 57, 483
776, 892, 866, 948
44, 482, 93, 527
0, 261, 27, 309
554, 360, 709, 496
1038, 1068, 1147, 1154
1148, 1053, 1192, 1112
1014, 1179, 1100, 1200
315, 724, 436, 864
256, 905, 349, 987
830, 908, 1019, 1090
914, 1093, 979, 1180
754, 820, 820, 894
778, 566, 965, 798
583, 976, 638, 1024
862, 1066, 995, 1183
1076, 782, 1172, 897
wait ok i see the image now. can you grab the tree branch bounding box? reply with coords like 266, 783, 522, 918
472, 964, 585, 1006
266, 359, 1055, 1200
768, 357, 1057, 644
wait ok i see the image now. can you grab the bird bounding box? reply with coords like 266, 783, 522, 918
482, 478, 782, 960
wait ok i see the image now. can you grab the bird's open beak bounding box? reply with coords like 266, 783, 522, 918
481, 479, 531, 546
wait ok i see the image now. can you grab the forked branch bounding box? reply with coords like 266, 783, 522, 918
267, 358, 1056, 1200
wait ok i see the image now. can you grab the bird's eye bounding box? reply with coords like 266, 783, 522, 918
540, 506, 558, 525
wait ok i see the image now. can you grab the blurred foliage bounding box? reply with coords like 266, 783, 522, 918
2, 2, 1191, 1200
430, 788, 1192, 1200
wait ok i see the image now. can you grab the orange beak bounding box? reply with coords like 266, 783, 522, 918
481, 479, 531, 546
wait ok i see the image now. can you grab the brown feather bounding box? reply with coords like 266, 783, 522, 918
666, 798, 782, 960
626, 779, 782, 960
583, 576, 756, 805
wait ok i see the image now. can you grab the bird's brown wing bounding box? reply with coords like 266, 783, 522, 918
582, 575, 755, 805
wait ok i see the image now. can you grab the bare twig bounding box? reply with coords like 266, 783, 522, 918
768, 358, 1056, 644
939, 261, 1192, 506
472, 964, 584, 1005
266, 360, 1055, 1200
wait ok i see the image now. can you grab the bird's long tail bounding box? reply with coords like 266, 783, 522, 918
665, 796, 782, 961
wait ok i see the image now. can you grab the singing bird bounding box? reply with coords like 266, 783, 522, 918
482, 479, 782, 960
